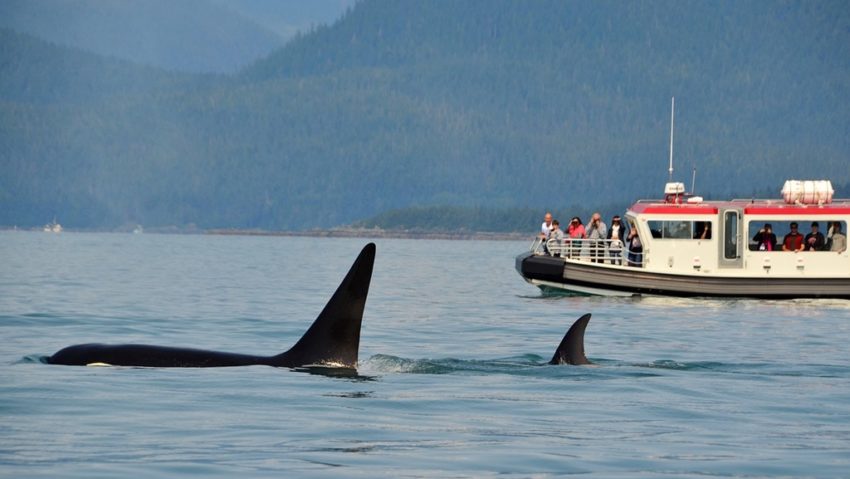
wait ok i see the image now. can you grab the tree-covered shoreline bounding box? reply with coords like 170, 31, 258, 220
2, 1, 848, 231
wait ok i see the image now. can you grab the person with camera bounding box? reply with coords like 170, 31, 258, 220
753, 223, 778, 251
566, 217, 586, 258
586, 212, 608, 263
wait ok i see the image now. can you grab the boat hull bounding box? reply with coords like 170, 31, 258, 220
515, 252, 850, 299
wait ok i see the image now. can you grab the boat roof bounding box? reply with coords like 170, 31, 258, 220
628, 198, 850, 216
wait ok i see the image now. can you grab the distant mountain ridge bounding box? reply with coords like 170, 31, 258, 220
0, 29, 195, 105
0, 0, 356, 73
0, 0, 285, 73
1, 0, 848, 230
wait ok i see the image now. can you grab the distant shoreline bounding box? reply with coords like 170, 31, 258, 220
1, 226, 530, 241
205, 227, 530, 241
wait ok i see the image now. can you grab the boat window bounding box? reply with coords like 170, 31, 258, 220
724, 212, 738, 259
747, 220, 847, 252
694, 221, 712, 239
646, 220, 709, 240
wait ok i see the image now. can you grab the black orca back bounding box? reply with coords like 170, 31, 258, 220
47, 344, 271, 368
47, 243, 376, 368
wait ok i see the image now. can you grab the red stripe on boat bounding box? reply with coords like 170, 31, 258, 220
744, 207, 850, 215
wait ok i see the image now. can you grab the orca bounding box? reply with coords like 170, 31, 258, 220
549, 313, 592, 365
47, 243, 376, 369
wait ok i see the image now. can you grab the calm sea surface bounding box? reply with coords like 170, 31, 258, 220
2, 231, 849, 478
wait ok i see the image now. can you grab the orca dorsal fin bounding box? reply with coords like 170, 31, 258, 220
549, 313, 592, 365
273, 243, 375, 369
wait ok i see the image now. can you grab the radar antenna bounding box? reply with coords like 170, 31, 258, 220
668, 97, 675, 182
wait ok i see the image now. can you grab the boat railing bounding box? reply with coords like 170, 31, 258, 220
531, 237, 644, 267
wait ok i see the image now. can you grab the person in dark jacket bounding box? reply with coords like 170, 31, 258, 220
804, 222, 826, 251
606, 215, 628, 265
752, 223, 778, 251
626, 224, 643, 267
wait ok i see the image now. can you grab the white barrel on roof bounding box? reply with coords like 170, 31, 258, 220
781, 180, 834, 205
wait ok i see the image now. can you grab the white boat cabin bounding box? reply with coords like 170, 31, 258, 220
540, 180, 850, 279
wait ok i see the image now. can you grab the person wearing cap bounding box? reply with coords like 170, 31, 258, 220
607, 215, 628, 265
753, 223, 777, 251
804, 222, 826, 251
782, 222, 805, 252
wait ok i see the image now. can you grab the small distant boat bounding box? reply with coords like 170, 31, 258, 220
133, 225, 144, 234
43, 218, 62, 233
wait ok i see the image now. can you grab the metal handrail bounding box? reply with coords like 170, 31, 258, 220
531, 237, 644, 267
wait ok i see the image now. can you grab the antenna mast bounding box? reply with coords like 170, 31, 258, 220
668, 97, 675, 182
691, 166, 697, 194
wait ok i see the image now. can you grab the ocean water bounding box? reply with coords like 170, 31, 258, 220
2, 231, 849, 478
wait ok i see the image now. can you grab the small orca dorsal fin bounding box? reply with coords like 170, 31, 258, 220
273, 243, 375, 368
549, 313, 591, 365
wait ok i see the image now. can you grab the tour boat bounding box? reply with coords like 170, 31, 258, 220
515, 179, 850, 298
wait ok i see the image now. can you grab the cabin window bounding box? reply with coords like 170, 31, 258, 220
747, 220, 847, 252
647, 220, 712, 240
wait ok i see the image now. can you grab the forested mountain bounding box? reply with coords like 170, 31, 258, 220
0, 30, 197, 104
1, 0, 849, 231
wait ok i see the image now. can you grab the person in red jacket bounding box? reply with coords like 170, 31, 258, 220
782, 222, 805, 252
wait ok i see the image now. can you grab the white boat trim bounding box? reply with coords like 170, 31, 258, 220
530, 278, 636, 297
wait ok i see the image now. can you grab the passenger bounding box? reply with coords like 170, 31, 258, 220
548, 220, 565, 257
627, 226, 643, 267
567, 217, 586, 258
804, 222, 825, 251
752, 223, 778, 251
782, 222, 805, 252
586, 212, 608, 263
539, 212, 554, 240
828, 222, 847, 252
607, 215, 627, 265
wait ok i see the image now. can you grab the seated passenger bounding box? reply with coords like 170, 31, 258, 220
782, 222, 805, 252
804, 222, 825, 251
752, 223, 777, 251
828, 222, 846, 252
